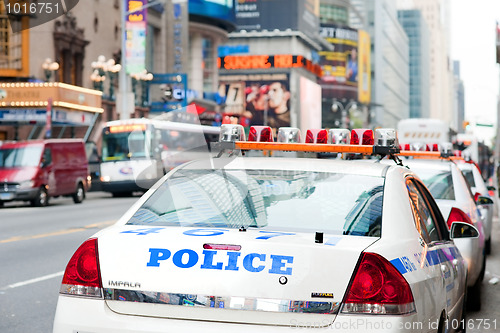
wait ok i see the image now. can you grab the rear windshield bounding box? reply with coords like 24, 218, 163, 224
0, 146, 43, 167
411, 168, 455, 200
127, 169, 384, 236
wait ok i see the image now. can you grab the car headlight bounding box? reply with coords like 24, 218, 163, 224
100, 176, 111, 182
18, 180, 34, 189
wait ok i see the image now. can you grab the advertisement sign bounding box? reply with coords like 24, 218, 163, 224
357, 30, 371, 104
218, 54, 322, 77
189, 0, 236, 28
125, 0, 147, 74
235, 0, 319, 40
219, 73, 291, 128
148, 73, 188, 113
319, 24, 359, 100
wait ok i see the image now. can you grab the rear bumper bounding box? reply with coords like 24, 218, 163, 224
53, 296, 428, 333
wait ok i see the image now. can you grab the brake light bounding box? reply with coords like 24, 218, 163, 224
305, 129, 328, 144
351, 129, 374, 145
60, 238, 102, 297
342, 252, 415, 315
446, 207, 474, 229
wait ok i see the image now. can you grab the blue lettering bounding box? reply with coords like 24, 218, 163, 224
147, 248, 171, 267
224, 251, 241, 271
269, 255, 293, 275
172, 249, 199, 268
200, 250, 223, 270
243, 253, 266, 272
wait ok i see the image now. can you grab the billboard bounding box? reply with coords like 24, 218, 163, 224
189, 0, 236, 29
125, 0, 147, 74
319, 25, 358, 100
235, 0, 319, 40
219, 73, 291, 128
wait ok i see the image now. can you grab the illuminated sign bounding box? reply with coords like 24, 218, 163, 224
218, 55, 322, 77
109, 124, 147, 133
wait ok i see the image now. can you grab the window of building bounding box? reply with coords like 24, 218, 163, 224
0, 3, 29, 77
202, 37, 214, 92
319, 4, 349, 26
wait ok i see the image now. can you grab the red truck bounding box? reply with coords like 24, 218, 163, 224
0, 139, 90, 207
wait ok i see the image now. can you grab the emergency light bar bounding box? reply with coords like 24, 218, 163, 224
215, 125, 400, 156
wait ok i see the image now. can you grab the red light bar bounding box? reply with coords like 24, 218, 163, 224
234, 141, 374, 154
248, 126, 274, 142
351, 129, 374, 145
305, 129, 328, 144
397, 151, 463, 160
203, 244, 242, 251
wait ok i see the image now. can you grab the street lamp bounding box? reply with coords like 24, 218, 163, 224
331, 99, 357, 129
42, 58, 59, 82
131, 70, 154, 107
90, 55, 107, 92
105, 59, 122, 100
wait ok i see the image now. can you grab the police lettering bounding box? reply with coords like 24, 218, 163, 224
147, 248, 294, 275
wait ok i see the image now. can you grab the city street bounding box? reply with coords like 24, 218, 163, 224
1, 191, 499, 332
0, 192, 139, 333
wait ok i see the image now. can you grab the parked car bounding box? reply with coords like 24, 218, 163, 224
399, 158, 486, 311
53, 127, 474, 332
0, 139, 90, 207
456, 159, 497, 254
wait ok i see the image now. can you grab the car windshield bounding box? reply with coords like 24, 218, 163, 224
0, 146, 43, 168
127, 168, 385, 236
410, 167, 455, 200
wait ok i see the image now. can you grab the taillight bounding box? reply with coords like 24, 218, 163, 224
446, 207, 474, 229
473, 192, 481, 202
342, 252, 415, 315
60, 238, 103, 298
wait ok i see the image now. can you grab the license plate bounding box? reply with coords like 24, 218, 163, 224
0, 192, 14, 200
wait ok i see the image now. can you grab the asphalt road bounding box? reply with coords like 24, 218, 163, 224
0, 192, 139, 333
1, 192, 500, 332
468, 216, 500, 333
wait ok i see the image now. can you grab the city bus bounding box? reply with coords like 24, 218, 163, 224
100, 117, 220, 197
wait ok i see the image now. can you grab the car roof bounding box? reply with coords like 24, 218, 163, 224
181, 156, 393, 177
399, 158, 455, 171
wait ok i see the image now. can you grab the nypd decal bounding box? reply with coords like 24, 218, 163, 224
147, 248, 294, 275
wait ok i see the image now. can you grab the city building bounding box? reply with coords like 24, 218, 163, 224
398, 0, 454, 129
350, 0, 410, 128
398, 9, 431, 119
452, 61, 465, 134
218, 0, 325, 134
0, 0, 236, 142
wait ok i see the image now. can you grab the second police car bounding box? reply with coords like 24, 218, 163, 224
53, 126, 476, 332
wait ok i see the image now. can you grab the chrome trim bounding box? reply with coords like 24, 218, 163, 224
104, 289, 340, 314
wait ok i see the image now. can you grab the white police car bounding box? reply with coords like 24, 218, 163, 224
53, 126, 475, 332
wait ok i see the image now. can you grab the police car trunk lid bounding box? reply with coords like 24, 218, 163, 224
99, 226, 377, 326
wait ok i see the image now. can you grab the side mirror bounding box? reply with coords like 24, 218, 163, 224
477, 195, 494, 205
450, 222, 479, 239
487, 185, 496, 192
